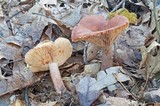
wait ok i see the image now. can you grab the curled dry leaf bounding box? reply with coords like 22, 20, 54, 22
140, 40, 160, 76
2, 36, 24, 48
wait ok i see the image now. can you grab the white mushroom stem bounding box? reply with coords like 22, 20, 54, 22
49, 62, 65, 94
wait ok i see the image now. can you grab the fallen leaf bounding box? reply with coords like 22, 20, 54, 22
110, 8, 138, 25
31, 100, 57, 106
72, 42, 85, 52
84, 62, 101, 75
3, 36, 24, 48
0, 42, 43, 96
61, 5, 82, 27
10, 98, 25, 106
76, 76, 101, 106
95, 66, 131, 91
140, 40, 160, 76
0, 80, 7, 93
38, 0, 57, 11
0, 52, 5, 59
144, 88, 160, 102
0, 4, 3, 17
105, 97, 139, 106
0, 93, 11, 106
76, 66, 131, 105
115, 25, 150, 69
125, 0, 150, 18
141, 12, 151, 23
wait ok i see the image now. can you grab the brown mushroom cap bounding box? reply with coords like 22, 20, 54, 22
25, 37, 72, 72
71, 15, 129, 49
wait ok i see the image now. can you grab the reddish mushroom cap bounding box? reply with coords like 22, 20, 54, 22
71, 15, 129, 49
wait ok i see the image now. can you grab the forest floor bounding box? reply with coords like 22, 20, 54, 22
0, 0, 160, 106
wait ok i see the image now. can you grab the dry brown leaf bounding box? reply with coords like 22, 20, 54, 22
0, 43, 43, 96
139, 39, 160, 78
39, 24, 65, 42
141, 12, 151, 23
52, 19, 72, 37
61, 62, 83, 76
60, 54, 83, 75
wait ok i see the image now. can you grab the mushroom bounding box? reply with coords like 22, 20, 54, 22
72, 15, 129, 68
25, 37, 72, 94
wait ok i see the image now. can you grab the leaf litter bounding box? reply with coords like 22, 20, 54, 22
1, 0, 160, 106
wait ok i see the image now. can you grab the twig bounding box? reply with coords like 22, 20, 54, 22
110, 0, 126, 12
153, 0, 160, 42
10, 4, 34, 19
83, 42, 89, 64
2, 2, 14, 36
23, 87, 30, 106
113, 73, 138, 101
142, 61, 159, 91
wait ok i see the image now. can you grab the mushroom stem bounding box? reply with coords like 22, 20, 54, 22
49, 62, 65, 94
101, 46, 113, 70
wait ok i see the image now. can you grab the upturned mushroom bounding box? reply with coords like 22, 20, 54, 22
25, 37, 72, 94
72, 15, 129, 68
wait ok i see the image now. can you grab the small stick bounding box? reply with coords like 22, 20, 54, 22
142, 62, 158, 91
113, 73, 138, 101
24, 87, 30, 106
83, 42, 89, 64
110, 0, 126, 12
1, 1, 14, 36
